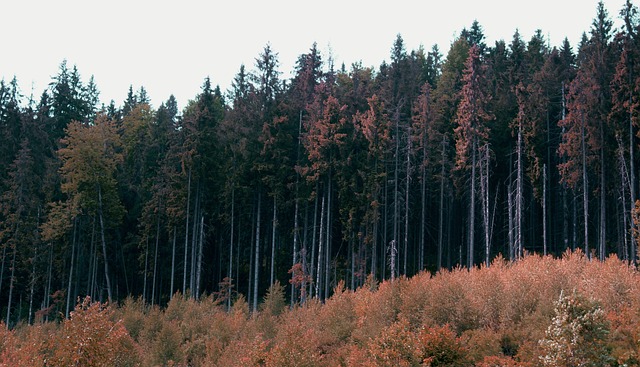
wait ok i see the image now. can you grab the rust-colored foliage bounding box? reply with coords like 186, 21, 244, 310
4, 252, 640, 366
47, 296, 139, 367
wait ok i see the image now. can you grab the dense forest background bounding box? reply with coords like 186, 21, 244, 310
1, 0, 640, 326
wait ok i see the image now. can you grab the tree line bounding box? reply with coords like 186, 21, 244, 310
1, 0, 640, 325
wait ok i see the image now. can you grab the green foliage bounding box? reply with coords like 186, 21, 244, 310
539, 290, 614, 367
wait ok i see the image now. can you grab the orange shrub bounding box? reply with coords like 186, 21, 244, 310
47, 297, 139, 367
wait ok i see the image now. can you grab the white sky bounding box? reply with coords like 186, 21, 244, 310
1, 0, 628, 110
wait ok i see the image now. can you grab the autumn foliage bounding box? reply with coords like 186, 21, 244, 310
1, 251, 640, 366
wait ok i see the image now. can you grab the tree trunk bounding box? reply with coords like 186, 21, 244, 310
270, 196, 277, 288
196, 214, 204, 300
98, 185, 113, 303
253, 192, 262, 312
325, 177, 331, 299
228, 187, 235, 309
516, 118, 523, 260
152, 212, 161, 305
582, 117, 590, 257
481, 144, 490, 267
316, 193, 325, 299
438, 137, 446, 271
543, 164, 548, 256
404, 126, 411, 275
143, 238, 148, 303
66, 218, 77, 318
170, 227, 177, 300
630, 91, 637, 264
190, 186, 200, 296
310, 183, 318, 295
183, 168, 191, 294
599, 122, 606, 261
6, 239, 17, 328
468, 139, 477, 268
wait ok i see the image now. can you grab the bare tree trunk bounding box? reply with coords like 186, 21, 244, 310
152, 213, 161, 305
630, 91, 637, 264
582, 117, 590, 257
170, 227, 176, 300
325, 177, 331, 299
28, 240, 37, 325
98, 185, 113, 303
599, 122, 606, 261
5, 222, 19, 328
270, 196, 277, 288
44, 242, 53, 322
196, 215, 204, 300
393, 119, 400, 274
316, 193, 325, 299
0, 243, 5, 299
404, 126, 411, 275
310, 182, 318, 296
6, 239, 17, 328
468, 139, 477, 268
480, 144, 490, 267
508, 181, 514, 260
143, 238, 148, 303
228, 187, 235, 309
190, 187, 200, 296
438, 138, 447, 271
66, 218, 77, 318
253, 192, 262, 312
618, 136, 630, 261
516, 118, 524, 260
183, 168, 191, 294
543, 164, 548, 256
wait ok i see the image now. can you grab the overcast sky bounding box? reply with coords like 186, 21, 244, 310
1, 0, 629, 110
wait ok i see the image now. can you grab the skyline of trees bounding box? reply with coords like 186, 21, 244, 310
1, 0, 640, 325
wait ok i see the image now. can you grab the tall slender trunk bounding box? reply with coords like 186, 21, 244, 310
143, 238, 148, 303
393, 118, 400, 274
618, 137, 630, 260
292, 110, 302, 304
325, 177, 331, 299
543, 164, 548, 256
86, 219, 96, 298
6, 222, 19, 328
582, 117, 590, 257
508, 181, 514, 260
152, 212, 161, 305
183, 168, 191, 294
599, 122, 606, 261
228, 187, 235, 309
66, 218, 77, 318
562, 82, 569, 251
438, 137, 446, 270
195, 215, 204, 300
190, 186, 200, 295
316, 193, 325, 299
170, 227, 177, 299
98, 185, 113, 303
253, 192, 262, 312
310, 182, 318, 295
630, 91, 637, 264
6, 239, 17, 328
291, 195, 299, 305
419, 148, 426, 272
404, 126, 411, 275
44, 242, 53, 322
468, 139, 477, 268
270, 196, 277, 287
0, 242, 6, 298
481, 144, 490, 267
28, 242, 37, 325
516, 118, 523, 260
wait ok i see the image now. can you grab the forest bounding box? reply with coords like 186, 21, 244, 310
1, 0, 640, 331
